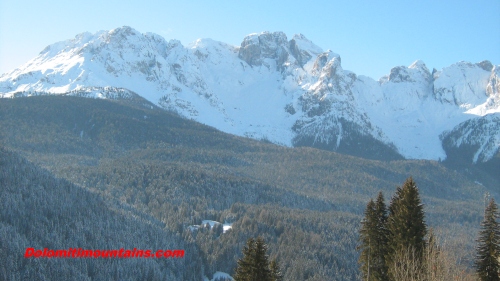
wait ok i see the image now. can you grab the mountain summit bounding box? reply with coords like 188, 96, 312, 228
1, 26, 499, 163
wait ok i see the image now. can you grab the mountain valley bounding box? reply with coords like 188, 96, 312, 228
0, 27, 499, 280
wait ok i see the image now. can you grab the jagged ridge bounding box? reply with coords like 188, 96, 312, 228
1, 26, 499, 163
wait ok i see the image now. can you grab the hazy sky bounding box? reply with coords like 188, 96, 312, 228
1, 0, 499, 79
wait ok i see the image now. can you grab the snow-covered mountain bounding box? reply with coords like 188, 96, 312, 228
1, 26, 499, 163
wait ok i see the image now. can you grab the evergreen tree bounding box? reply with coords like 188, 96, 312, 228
270, 259, 283, 281
358, 192, 389, 281
373, 192, 390, 280
359, 199, 377, 280
475, 198, 500, 281
253, 237, 272, 280
234, 237, 277, 281
234, 238, 257, 281
386, 177, 427, 280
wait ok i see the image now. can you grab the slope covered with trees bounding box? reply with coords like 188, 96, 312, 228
0, 147, 200, 280
0, 95, 497, 280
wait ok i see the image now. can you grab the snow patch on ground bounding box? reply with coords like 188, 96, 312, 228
188, 220, 233, 234
203, 271, 234, 281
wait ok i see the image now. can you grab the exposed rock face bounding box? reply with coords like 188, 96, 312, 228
433, 61, 493, 107
388, 66, 414, 83
486, 66, 500, 97
441, 114, 500, 163
0, 26, 499, 163
312, 52, 330, 74
238, 31, 289, 71
289, 36, 312, 68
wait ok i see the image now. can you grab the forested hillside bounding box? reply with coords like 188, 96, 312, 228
0, 95, 497, 280
0, 147, 199, 280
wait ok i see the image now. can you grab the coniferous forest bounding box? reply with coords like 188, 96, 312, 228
358, 178, 500, 281
0, 95, 498, 280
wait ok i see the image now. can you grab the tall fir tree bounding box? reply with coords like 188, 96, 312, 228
374, 192, 390, 280
475, 198, 500, 281
386, 177, 427, 280
234, 238, 257, 281
234, 237, 277, 281
359, 199, 377, 281
358, 192, 389, 281
253, 237, 272, 280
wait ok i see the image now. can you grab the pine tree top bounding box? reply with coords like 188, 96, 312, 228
387, 177, 427, 256
475, 198, 500, 281
234, 237, 279, 281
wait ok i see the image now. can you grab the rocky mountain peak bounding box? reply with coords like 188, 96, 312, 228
289, 34, 323, 68
478, 60, 494, 72
385, 60, 431, 84
409, 60, 430, 74
108, 26, 138, 37
0, 27, 498, 163
434, 61, 494, 108
487, 66, 500, 96
238, 31, 289, 70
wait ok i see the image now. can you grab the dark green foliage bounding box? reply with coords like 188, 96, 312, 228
359, 199, 377, 280
358, 192, 389, 281
388, 177, 427, 253
0, 95, 497, 280
374, 192, 390, 280
254, 237, 272, 280
386, 177, 427, 279
234, 238, 257, 281
475, 199, 500, 281
359, 181, 485, 281
234, 237, 276, 281
270, 259, 283, 281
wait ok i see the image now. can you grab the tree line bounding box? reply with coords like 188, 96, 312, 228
358, 177, 500, 281
1, 95, 497, 280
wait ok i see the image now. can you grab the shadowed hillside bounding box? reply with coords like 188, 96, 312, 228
0, 95, 496, 280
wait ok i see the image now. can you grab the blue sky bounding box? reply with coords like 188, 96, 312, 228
1, 0, 499, 79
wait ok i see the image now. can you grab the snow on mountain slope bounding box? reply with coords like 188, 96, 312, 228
466, 64, 500, 115
441, 113, 500, 163
434, 61, 494, 108
1, 26, 498, 163
353, 61, 469, 160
